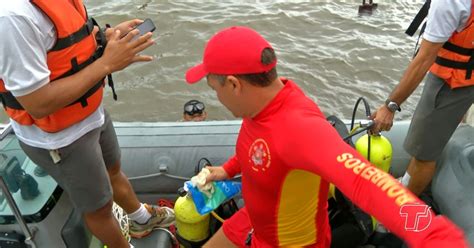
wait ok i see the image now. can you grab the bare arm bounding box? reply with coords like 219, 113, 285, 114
371, 39, 444, 133
16, 28, 154, 119
389, 39, 444, 104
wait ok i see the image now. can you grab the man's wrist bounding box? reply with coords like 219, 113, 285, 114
385, 99, 401, 113
94, 58, 111, 77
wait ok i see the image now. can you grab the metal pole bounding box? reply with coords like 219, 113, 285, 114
0, 176, 36, 248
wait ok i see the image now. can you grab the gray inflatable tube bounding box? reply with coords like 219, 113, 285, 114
432, 125, 474, 245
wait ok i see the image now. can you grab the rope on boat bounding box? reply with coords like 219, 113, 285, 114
112, 202, 131, 242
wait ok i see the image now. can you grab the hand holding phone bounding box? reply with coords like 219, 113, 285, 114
130, 18, 156, 40
99, 19, 156, 74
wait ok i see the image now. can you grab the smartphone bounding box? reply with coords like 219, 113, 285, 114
127, 18, 156, 39
135, 18, 156, 36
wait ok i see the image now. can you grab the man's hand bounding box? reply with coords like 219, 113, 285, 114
205, 166, 230, 184
371, 104, 395, 133
104, 19, 143, 41
97, 29, 154, 74
115, 19, 142, 36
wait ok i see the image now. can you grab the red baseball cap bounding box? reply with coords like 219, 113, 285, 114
185, 26, 277, 84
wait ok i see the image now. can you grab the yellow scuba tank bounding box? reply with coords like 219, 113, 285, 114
355, 134, 392, 173
355, 133, 393, 230
174, 187, 210, 248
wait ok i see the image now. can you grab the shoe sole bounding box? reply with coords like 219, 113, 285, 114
129, 221, 176, 239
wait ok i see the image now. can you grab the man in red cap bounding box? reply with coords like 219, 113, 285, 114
185, 26, 469, 248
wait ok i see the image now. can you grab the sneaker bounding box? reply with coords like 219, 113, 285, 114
129, 204, 175, 238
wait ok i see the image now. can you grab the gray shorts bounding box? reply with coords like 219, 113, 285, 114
404, 73, 474, 161
19, 111, 121, 213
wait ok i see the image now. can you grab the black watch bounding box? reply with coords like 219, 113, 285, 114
385, 99, 401, 113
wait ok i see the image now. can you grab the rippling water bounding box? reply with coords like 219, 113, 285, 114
14, 1, 429, 122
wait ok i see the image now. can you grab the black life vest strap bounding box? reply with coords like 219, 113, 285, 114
435, 55, 474, 80
405, 0, 431, 37
443, 41, 474, 56
407, 0, 431, 58
96, 23, 117, 101
50, 18, 94, 51
434, 41, 474, 80
412, 22, 428, 58
107, 74, 117, 101
0, 92, 23, 110
0, 80, 104, 111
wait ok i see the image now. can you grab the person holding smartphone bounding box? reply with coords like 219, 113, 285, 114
0, 1, 173, 248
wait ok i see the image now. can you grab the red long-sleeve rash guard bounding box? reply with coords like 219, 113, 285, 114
222, 78, 467, 247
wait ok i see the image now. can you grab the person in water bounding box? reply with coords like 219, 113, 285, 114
358, 0, 378, 15
183, 100, 208, 121
0, 1, 174, 247
184, 26, 469, 247
371, 0, 474, 196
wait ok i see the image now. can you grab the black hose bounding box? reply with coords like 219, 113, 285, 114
195, 158, 212, 175
349, 97, 372, 162
350, 97, 371, 130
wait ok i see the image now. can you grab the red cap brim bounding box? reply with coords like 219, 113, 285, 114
185, 63, 207, 84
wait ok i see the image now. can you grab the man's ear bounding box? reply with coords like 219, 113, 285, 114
226, 75, 242, 96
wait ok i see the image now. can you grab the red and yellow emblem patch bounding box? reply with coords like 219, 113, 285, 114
248, 138, 271, 172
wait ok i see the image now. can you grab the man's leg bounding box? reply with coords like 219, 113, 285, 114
99, 111, 174, 239
406, 158, 436, 196
105, 162, 174, 239
99, 111, 142, 214
403, 73, 474, 195
84, 200, 129, 248
107, 162, 141, 213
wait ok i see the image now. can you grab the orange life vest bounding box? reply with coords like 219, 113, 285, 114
407, 0, 474, 89
429, 2, 474, 89
0, 0, 107, 133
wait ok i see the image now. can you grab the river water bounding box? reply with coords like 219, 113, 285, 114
78, 1, 425, 121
